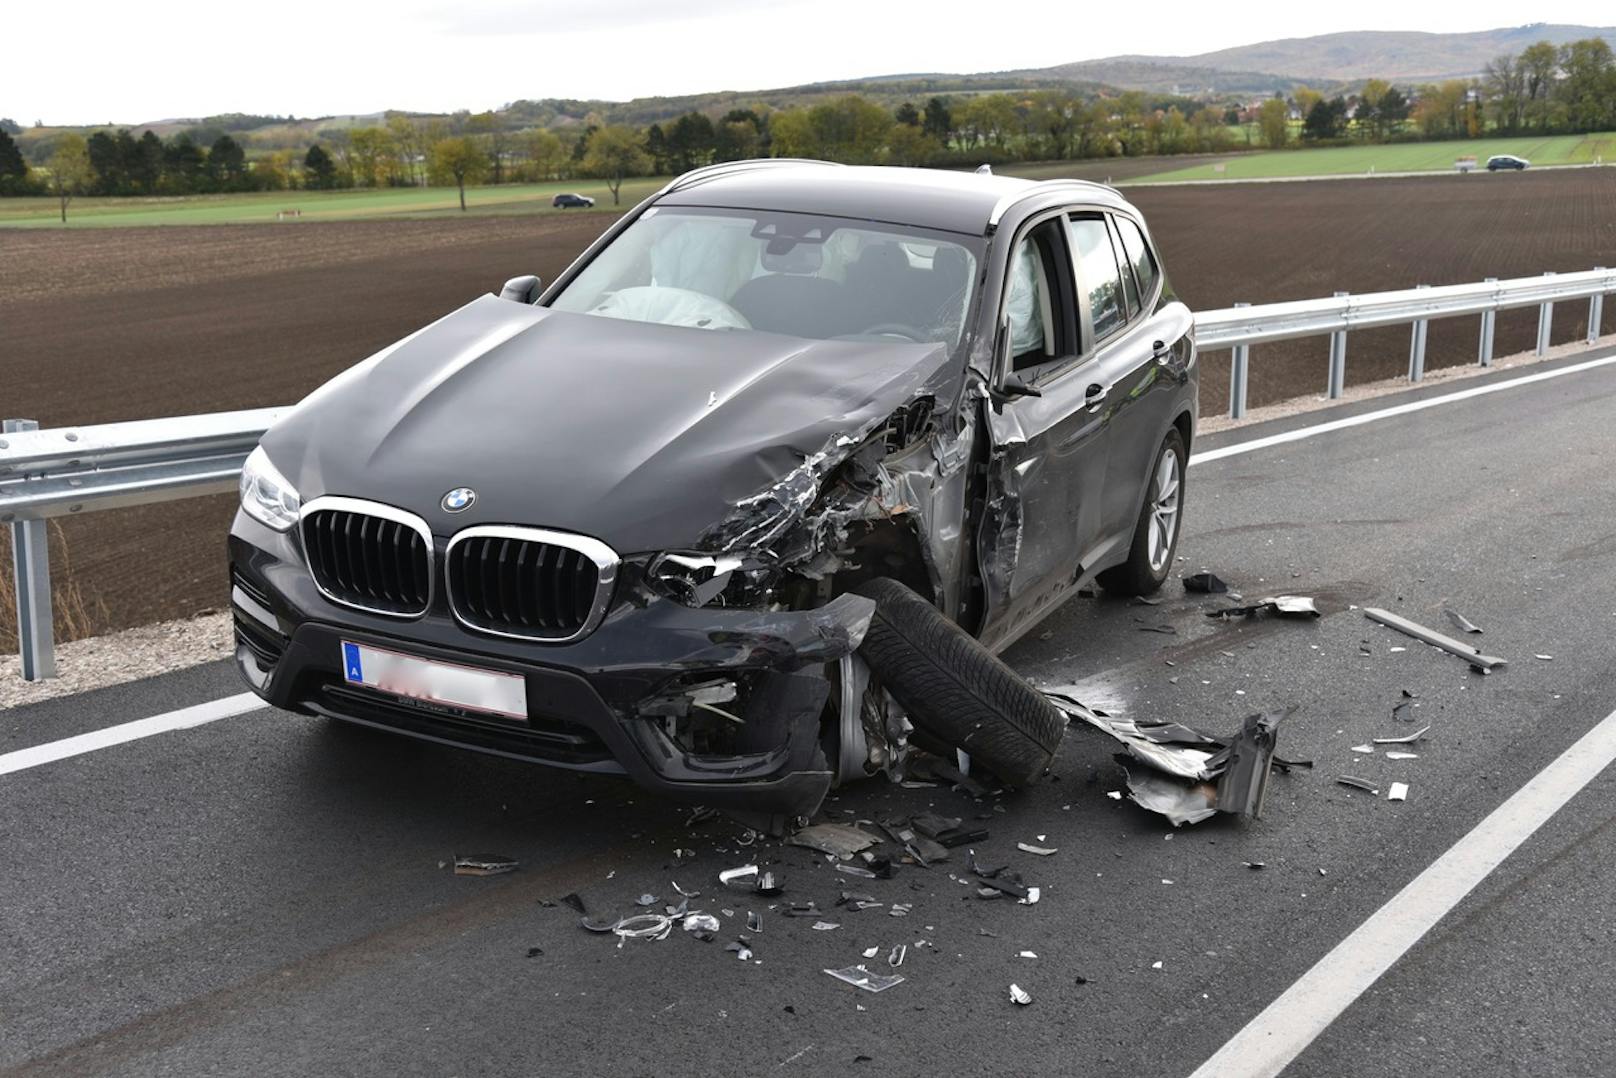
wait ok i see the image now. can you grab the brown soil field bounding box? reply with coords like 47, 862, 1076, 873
3, 168, 1614, 645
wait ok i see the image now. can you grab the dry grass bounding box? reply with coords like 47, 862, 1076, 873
0, 521, 108, 653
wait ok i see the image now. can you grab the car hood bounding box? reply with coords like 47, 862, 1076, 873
263, 294, 957, 553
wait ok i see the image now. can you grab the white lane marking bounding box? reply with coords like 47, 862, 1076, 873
0, 692, 264, 776
1189, 352, 1616, 467
1189, 703, 1616, 1078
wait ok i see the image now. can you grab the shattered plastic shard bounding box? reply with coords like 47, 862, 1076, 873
755, 871, 784, 896
812, 921, 841, 931
453, 854, 519, 877
747, 910, 764, 933
1124, 768, 1218, 826
1373, 725, 1431, 745
1336, 775, 1381, 795
683, 914, 721, 933
788, 823, 880, 858
1351, 744, 1374, 754
836, 864, 879, 879
862, 946, 880, 959
1385, 751, 1420, 760
1009, 984, 1033, 1005
888, 944, 907, 967
825, 965, 905, 993
614, 914, 675, 940
1183, 572, 1229, 594
1444, 609, 1484, 635
728, 941, 754, 961
1392, 700, 1414, 723
1017, 843, 1059, 856
1387, 782, 1409, 802
719, 865, 759, 888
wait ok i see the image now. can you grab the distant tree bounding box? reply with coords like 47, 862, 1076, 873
303, 144, 337, 189
0, 118, 20, 136
807, 96, 892, 164
1558, 38, 1616, 132
581, 124, 650, 204
85, 130, 124, 195
467, 111, 511, 184
521, 127, 567, 180
208, 135, 247, 191
0, 128, 29, 194
713, 119, 760, 162
429, 136, 489, 210
134, 130, 164, 193
348, 127, 394, 188
386, 113, 427, 185
163, 134, 207, 193
1519, 41, 1560, 130
666, 112, 716, 171
1302, 97, 1348, 140
1257, 97, 1289, 148
895, 102, 921, 127
1224, 106, 1242, 126
1379, 86, 1410, 131
721, 108, 764, 132
47, 134, 91, 223
1483, 55, 1526, 133
644, 123, 672, 172
885, 124, 940, 166
922, 96, 953, 144
1292, 86, 1323, 123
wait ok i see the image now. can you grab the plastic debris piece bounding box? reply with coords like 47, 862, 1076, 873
525, 946, 543, 958
727, 941, 753, 960
755, 871, 784, 896
614, 914, 675, 940
911, 813, 988, 848
1386, 751, 1420, 760
1535, 654, 1553, 661
888, 944, 906, 967
1125, 768, 1218, 826
862, 946, 880, 959
747, 910, 764, 933
1373, 726, 1430, 745
453, 854, 518, 877
1207, 595, 1320, 620
812, 921, 841, 931
1017, 843, 1059, 856
671, 880, 699, 898
1184, 571, 1229, 594
1151, 961, 1164, 970
1444, 609, 1483, 635
888, 903, 912, 918
1388, 782, 1409, 802
1009, 984, 1033, 1005
683, 913, 721, 933
560, 893, 588, 915
1392, 700, 1414, 723
824, 965, 905, 993
1020, 887, 1041, 906
636, 893, 659, 907
1019, 950, 1038, 958
1243, 861, 1266, 870
1363, 607, 1507, 673
1336, 775, 1380, 795
719, 865, 759, 888
1106, 791, 1123, 800
788, 823, 880, 858
1351, 744, 1374, 754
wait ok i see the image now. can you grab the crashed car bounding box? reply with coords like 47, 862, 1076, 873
229, 160, 1197, 824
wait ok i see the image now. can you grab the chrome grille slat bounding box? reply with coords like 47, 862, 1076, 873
300, 498, 433, 619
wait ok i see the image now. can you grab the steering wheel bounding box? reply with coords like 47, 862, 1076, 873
858, 322, 930, 342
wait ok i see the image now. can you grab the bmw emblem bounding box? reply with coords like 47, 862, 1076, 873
441, 487, 477, 513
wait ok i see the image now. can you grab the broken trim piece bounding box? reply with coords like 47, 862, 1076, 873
1364, 608, 1507, 673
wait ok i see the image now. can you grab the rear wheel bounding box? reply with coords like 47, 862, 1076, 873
1097, 428, 1186, 597
852, 577, 1064, 786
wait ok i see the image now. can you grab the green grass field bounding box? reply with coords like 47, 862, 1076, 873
0, 178, 667, 228
1129, 132, 1616, 183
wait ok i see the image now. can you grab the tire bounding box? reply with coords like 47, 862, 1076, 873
1097, 427, 1186, 597
852, 577, 1064, 786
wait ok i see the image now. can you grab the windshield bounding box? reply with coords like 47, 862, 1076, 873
549, 207, 981, 350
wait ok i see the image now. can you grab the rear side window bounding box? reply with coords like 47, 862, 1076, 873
1115, 217, 1160, 303
1066, 216, 1126, 342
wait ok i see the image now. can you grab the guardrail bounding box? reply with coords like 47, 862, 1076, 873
5, 266, 1614, 682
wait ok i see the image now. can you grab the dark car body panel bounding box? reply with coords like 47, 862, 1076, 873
230, 160, 1198, 817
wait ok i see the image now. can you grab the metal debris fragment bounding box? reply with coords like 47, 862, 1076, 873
1444, 609, 1483, 635
453, 854, 518, 877
1336, 776, 1380, 795
862, 946, 880, 959
1387, 782, 1409, 802
1009, 984, 1033, 1005
1183, 572, 1229, 594
1351, 744, 1374, 754
747, 910, 764, 934
719, 865, 759, 888
788, 823, 879, 858
1016, 843, 1059, 856
1373, 726, 1431, 745
824, 965, 905, 993
1385, 751, 1420, 760
1124, 767, 1218, 826
1207, 595, 1320, 619
1363, 608, 1507, 673
1535, 654, 1553, 661
836, 863, 878, 879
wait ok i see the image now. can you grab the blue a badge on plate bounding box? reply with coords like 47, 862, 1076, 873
342, 641, 364, 683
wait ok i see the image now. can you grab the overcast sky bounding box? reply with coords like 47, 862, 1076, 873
6, 2, 1615, 125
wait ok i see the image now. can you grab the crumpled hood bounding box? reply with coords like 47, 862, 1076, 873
263, 295, 956, 553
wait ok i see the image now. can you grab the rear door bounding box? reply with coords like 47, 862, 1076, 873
1067, 212, 1191, 548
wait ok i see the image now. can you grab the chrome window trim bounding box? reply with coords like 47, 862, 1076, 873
299, 495, 435, 620
444, 524, 620, 645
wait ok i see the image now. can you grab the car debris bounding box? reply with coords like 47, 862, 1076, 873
1016, 842, 1059, 856
1373, 726, 1430, 744
825, 965, 905, 993
1009, 984, 1033, 1006
1392, 699, 1415, 723
1363, 608, 1507, 673
1444, 609, 1484, 634
613, 914, 675, 941
1535, 654, 1553, 661
1242, 861, 1266, 870
747, 910, 764, 933
1336, 776, 1381, 795
911, 813, 988, 848
1207, 595, 1320, 619
1351, 744, 1375, 754
1123, 768, 1217, 825
788, 823, 879, 858
888, 944, 907, 967
1183, 572, 1229, 594
453, 854, 519, 877
1385, 751, 1420, 760
683, 913, 721, 935
1387, 782, 1409, 801
719, 865, 758, 888
728, 941, 754, 961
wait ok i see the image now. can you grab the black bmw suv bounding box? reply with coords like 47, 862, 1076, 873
229, 161, 1197, 819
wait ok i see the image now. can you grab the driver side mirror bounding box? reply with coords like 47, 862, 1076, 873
498, 274, 542, 304
988, 315, 1043, 403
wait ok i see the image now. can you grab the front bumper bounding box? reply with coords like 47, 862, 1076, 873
228, 511, 874, 818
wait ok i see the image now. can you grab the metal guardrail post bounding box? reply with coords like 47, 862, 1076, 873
1408, 284, 1430, 382
1479, 278, 1498, 366
3, 419, 56, 681
1228, 301, 1250, 419
1536, 271, 1556, 357
1326, 292, 1348, 399
1590, 268, 1606, 345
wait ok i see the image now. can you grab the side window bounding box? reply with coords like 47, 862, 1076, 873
1066, 216, 1127, 342
1115, 217, 1160, 304
1004, 219, 1074, 371
1108, 218, 1141, 318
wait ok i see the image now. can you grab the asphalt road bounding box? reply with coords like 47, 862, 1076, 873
5, 351, 1616, 1077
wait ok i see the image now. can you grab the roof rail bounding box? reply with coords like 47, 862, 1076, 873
987, 177, 1121, 228
659, 158, 843, 196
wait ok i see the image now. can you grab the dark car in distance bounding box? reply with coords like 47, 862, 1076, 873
552, 192, 595, 208
1486, 154, 1530, 171
229, 161, 1198, 822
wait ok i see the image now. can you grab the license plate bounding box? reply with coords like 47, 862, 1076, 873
341, 641, 527, 721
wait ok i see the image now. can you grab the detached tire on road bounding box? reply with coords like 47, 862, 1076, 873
852, 577, 1064, 786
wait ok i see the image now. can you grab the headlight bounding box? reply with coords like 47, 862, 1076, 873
648, 552, 777, 608
239, 446, 301, 532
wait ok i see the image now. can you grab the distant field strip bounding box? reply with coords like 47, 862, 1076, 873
1130, 133, 1616, 183
0, 179, 664, 228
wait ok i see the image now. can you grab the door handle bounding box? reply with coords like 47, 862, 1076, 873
1153, 339, 1172, 365
1084, 382, 1109, 409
